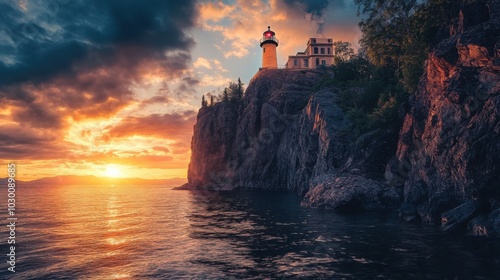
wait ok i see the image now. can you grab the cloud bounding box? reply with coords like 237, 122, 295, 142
194, 57, 228, 73
0, 0, 199, 171
0, 0, 198, 129
0, 125, 73, 160
105, 110, 197, 141
194, 57, 213, 69
281, 0, 346, 20
138, 95, 170, 109
0, 0, 197, 85
198, 1, 236, 22
200, 74, 232, 87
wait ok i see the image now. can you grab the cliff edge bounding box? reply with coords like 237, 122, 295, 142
182, 68, 400, 211
386, 0, 500, 235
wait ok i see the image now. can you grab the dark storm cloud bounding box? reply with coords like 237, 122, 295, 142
11, 101, 63, 129
0, 125, 72, 159
0, 0, 197, 86
281, 0, 346, 20
0, 0, 198, 129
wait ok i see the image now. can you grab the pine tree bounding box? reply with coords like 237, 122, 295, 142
237, 77, 243, 101
201, 95, 207, 107
210, 95, 214, 106
223, 88, 229, 102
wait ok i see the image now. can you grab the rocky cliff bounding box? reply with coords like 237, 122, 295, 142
186, 69, 338, 192
386, 0, 500, 236
181, 0, 500, 236
183, 68, 400, 211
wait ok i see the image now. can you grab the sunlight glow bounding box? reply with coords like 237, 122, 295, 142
105, 164, 122, 178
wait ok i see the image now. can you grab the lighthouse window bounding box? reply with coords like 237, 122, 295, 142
314, 47, 318, 54
321, 48, 325, 54
263, 47, 265, 53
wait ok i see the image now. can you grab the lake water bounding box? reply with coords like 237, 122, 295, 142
0, 185, 499, 279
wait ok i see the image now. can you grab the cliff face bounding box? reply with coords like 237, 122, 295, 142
187, 69, 345, 192
183, 0, 500, 236
184, 68, 399, 211
386, 0, 500, 235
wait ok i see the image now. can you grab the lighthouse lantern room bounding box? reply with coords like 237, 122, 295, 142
260, 26, 279, 69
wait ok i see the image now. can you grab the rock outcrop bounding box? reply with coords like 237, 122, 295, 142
185, 69, 342, 191
386, 0, 500, 236
181, 68, 399, 210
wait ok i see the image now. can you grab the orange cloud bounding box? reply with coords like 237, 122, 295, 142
105, 110, 197, 142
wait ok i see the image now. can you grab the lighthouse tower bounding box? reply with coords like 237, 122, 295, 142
260, 26, 279, 69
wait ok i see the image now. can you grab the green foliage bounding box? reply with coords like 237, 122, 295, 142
314, 55, 407, 137
333, 41, 355, 63
314, 0, 462, 136
224, 78, 245, 103
209, 78, 245, 105
201, 95, 208, 108
354, 0, 460, 94
201, 78, 245, 107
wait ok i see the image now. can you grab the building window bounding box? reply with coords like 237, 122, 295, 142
303, 59, 308, 67
328, 39, 332, 43
321, 48, 325, 54
327, 48, 330, 54
294, 59, 298, 66
322, 60, 326, 66
312, 38, 316, 43
316, 58, 320, 66
314, 47, 318, 54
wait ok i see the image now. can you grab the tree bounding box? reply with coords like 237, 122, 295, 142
201, 95, 207, 107
223, 88, 229, 102
237, 77, 244, 100
226, 78, 245, 103
333, 41, 355, 63
354, 0, 461, 94
210, 95, 214, 106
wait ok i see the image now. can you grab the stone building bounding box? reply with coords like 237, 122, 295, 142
285, 38, 335, 69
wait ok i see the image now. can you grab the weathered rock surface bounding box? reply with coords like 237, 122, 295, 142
387, 0, 500, 235
301, 174, 399, 212
441, 201, 485, 232
182, 68, 397, 210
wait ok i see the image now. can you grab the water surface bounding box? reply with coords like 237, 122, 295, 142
0, 185, 499, 279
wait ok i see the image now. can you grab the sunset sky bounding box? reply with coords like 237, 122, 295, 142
0, 0, 361, 180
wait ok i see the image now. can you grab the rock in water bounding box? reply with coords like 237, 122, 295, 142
301, 174, 399, 212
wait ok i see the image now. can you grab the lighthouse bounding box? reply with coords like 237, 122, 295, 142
260, 26, 279, 69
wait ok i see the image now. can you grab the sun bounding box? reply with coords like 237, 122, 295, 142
105, 164, 122, 178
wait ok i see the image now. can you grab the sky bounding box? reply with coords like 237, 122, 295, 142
0, 0, 361, 180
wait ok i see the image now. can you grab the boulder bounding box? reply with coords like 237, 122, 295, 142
301, 174, 398, 213
441, 201, 484, 232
